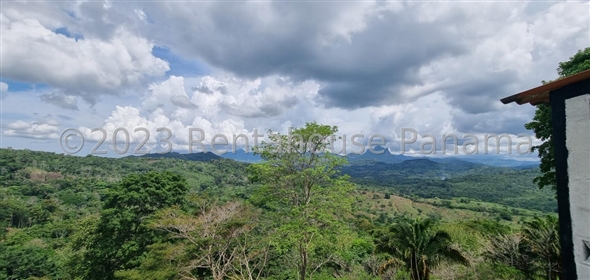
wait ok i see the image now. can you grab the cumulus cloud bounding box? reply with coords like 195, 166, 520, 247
38, 71, 539, 158
142, 76, 191, 111
5, 1, 588, 111
0, 10, 169, 104
199, 76, 305, 118
127, 1, 587, 113
79, 75, 315, 149
2, 0, 588, 159
135, 2, 465, 109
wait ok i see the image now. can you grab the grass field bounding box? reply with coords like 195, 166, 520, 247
354, 189, 553, 229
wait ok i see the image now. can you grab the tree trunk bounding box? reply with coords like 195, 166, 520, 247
410, 254, 420, 280
299, 243, 307, 280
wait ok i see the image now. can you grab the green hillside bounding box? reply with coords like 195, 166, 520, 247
342, 159, 556, 212
0, 148, 559, 280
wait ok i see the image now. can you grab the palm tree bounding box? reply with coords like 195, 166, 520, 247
375, 217, 468, 280
522, 215, 561, 280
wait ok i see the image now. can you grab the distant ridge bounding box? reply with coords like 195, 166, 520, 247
130, 151, 221, 161
344, 145, 538, 168
346, 145, 413, 164
220, 149, 262, 163
218, 144, 539, 168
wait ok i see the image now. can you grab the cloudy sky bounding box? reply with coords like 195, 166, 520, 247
1, 0, 588, 159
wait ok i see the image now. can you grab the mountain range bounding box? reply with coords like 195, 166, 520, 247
128, 146, 551, 212
216, 145, 539, 168
130, 145, 539, 169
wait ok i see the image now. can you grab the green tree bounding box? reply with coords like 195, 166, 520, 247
485, 215, 561, 280
64, 214, 100, 279
247, 122, 355, 280
81, 171, 188, 279
0, 240, 62, 280
525, 47, 590, 191
375, 217, 469, 280
462, 219, 511, 238
113, 242, 180, 280
522, 215, 561, 280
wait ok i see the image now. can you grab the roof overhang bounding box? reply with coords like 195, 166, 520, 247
501, 69, 590, 106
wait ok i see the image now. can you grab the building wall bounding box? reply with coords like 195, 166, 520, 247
565, 94, 590, 279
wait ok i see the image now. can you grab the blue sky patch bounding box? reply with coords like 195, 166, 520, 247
2, 111, 35, 122
1, 79, 49, 92
152, 46, 210, 77
54, 27, 84, 41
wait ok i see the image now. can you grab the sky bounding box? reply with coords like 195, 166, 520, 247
0, 0, 588, 160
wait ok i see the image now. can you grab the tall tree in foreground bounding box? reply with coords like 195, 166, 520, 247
375, 217, 469, 280
247, 122, 355, 280
525, 47, 590, 191
80, 171, 188, 279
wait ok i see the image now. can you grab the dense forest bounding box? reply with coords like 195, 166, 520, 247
0, 123, 560, 279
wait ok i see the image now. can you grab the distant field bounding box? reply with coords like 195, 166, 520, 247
343, 159, 557, 213
354, 189, 553, 229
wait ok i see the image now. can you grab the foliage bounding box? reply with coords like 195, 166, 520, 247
524, 104, 556, 191
485, 234, 535, 278
461, 219, 511, 238
150, 201, 266, 280
0, 240, 62, 280
113, 242, 180, 280
375, 217, 469, 280
0, 142, 561, 280
80, 171, 188, 279
344, 161, 556, 212
247, 122, 355, 280
485, 215, 561, 280
521, 215, 561, 280
525, 47, 590, 191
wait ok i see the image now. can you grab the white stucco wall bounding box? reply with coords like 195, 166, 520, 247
565, 94, 590, 279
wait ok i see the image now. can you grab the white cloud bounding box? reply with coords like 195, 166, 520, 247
193, 75, 308, 118
0, 13, 169, 103
80, 75, 313, 147
6, 120, 31, 130
4, 115, 61, 139
2, 0, 586, 160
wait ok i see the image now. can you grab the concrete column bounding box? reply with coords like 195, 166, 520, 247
565, 94, 590, 279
